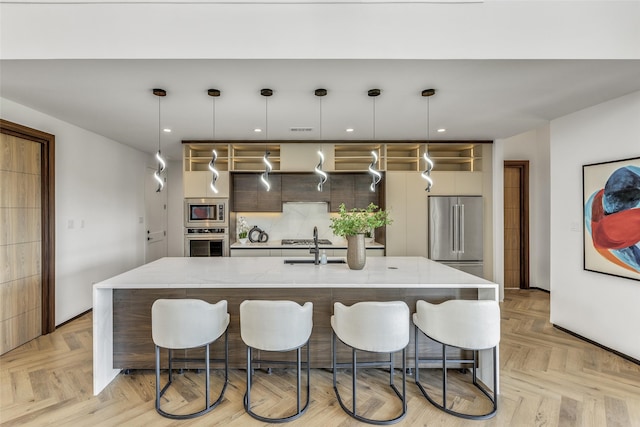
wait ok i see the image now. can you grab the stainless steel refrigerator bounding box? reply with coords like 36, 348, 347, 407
428, 196, 484, 278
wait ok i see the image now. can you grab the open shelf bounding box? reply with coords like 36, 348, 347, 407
385, 143, 484, 172
231, 144, 281, 171
334, 144, 382, 171
184, 144, 230, 172
184, 142, 484, 173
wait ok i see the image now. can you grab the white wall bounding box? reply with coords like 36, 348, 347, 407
1, 98, 149, 325
494, 126, 551, 291
550, 90, 640, 360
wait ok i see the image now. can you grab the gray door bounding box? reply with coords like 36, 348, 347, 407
145, 167, 168, 263
458, 196, 483, 261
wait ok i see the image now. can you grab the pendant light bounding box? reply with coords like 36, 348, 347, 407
421, 89, 436, 192
152, 88, 167, 193
368, 88, 382, 192
314, 88, 328, 191
207, 88, 221, 194
260, 88, 273, 191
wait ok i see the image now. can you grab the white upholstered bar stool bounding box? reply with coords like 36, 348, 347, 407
331, 301, 410, 425
413, 299, 500, 420
240, 300, 313, 423
151, 299, 229, 420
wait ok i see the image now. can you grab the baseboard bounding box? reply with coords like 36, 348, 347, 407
529, 287, 550, 293
552, 324, 640, 366
55, 309, 93, 330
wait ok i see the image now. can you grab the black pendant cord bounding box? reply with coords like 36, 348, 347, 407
212, 97, 216, 140
426, 95, 430, 156
265, 95, 268, 143
158, 95, 161, 154
372, 96, 376, 141
319, 96, 323, 140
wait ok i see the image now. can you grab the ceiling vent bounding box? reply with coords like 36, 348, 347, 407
290, 127, 314, 132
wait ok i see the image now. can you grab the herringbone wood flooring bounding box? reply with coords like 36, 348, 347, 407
1, 289, 639, 426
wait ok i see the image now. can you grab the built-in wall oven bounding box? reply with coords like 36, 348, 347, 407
184, 228, 229, 257
184, 198, 229, 257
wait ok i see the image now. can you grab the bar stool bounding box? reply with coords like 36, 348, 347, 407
151, 298, 229, 419
331, 301, 410, 425
239, 300, 313, 423
413, 299, 500, 420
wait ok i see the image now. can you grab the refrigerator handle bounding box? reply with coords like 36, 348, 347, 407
451, 204, 457, 253
460, 204, 465, 253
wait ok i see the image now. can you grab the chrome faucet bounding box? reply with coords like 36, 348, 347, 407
310, 226, 320, 265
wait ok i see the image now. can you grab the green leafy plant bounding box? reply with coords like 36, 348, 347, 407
329, 203, 392, 237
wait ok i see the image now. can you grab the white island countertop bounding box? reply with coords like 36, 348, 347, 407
93, 256, 498, 395
94, 256, 494, 290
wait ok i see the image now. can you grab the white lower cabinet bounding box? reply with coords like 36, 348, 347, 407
367, 248, 384, 257
230, 247, 383, 257
230, 249, 270, 257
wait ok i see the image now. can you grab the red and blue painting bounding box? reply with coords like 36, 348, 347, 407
583, 157, 640, 281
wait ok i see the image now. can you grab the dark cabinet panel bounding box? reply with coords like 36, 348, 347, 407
330, 174, 356, 211
232, 173, 258, 211
282, 173, 331, 202
257, 174, 282, 212
330, 173, 383, 212
355, 173, 383, 209
232, 173, 282, 212
233, 172, 381, 213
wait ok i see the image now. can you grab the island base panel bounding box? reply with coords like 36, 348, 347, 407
113, 287, 477, 370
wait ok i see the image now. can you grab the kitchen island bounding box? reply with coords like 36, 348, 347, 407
93, 256, 499, 395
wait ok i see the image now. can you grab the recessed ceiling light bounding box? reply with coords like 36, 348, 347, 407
163, 128, 171, 133
346, 128, 354, 133
254, 128, 262, 133
437, 128, 446, 133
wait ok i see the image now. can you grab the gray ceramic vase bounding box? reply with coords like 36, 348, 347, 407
346, 234, 366, 270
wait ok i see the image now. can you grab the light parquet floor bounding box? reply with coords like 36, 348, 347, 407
1, 289, 639, 426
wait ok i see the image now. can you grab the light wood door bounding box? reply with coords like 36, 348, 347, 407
0, 133, 42, 354
504, 161, 529, 289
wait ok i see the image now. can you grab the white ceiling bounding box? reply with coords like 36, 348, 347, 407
2, 58, 640, 160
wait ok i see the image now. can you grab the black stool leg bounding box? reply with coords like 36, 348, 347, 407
205, 343, 210, 408
442, 343, 447, 409
245, 346, 252, 413
333, 335, 407, 425
297, 347, 301, 413
155, 345, 161, 411
414, 327, 498, 420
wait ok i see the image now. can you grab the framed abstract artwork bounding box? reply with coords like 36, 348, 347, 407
583, 157, 640, 281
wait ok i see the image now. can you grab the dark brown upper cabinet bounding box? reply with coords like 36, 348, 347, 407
231, 173, 282, 212
329, 172, 383, 212
281, 173, 331, 203
231, 171, 382, 212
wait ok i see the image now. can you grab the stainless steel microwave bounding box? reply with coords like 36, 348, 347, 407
184, 198, 228, 228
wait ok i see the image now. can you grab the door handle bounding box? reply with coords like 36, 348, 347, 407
451, 205, 457, 253
460, 204, 465, 253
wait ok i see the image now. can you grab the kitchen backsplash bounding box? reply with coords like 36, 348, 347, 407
236, 202, 336, 242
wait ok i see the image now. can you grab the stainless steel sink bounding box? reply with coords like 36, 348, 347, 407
284, 259, 346, 265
